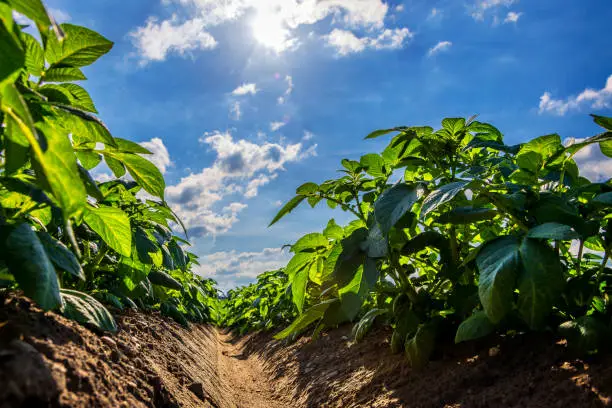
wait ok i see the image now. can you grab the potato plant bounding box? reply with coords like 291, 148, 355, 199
0, 1, 216, 331
270, 116, 612, 366
219, 269, 297, 335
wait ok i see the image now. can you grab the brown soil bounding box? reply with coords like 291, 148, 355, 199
1, 291, 612, 408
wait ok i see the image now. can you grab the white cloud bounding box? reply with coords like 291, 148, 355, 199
538, 74, 612, 116
165, 130, 316, 236
470, 0, 516, 21
325, 27, 413, 56
303, 130, 315, 141
194, 247, 291, 292
140, 137, 173, 174
429, 8, 441, 19
229, 101, 241, 120
232, 83, 258, 96
129, 15, 217, 64
270, 121, 287, 131
395, 4, 405, 12
132, 0, 409, 61
278, 75, 294, 104
504, 11, 522, 23
564, 137, 612, 182
427, 40, 452, 57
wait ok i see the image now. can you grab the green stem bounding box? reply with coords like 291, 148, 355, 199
320, 195, 364, 221
575, 240, 584, 275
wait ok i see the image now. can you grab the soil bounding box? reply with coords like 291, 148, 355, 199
1, 291, 612, 408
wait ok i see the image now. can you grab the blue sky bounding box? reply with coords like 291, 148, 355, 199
34, 0, 612, 291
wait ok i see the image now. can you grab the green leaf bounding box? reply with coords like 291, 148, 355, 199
600, 140, 612, 158
374, 183, 422, 235
21, 32, 44, 76
291, 233, 329, 253
43, 67, 86, 82
360, 153, 385, 177
60, 289, 117, 332
134, 227, 158, 264
269, 195, 306, 226
106, 152, 165, 199
323, 219, 344, 240
527, 223, 581, 240
420, 181, 469, 219
83, 205, 132, 257
33, 123, 87, 216
103, 153, 126, 177
338, 257, 379, 321
0, 14, 24, 86
7, 0, 51, 27
516, 134, 563, 172
559, 316, 608, 354
45, 23, 113, 68
591, 114, 612, 131
476, 236, 520, 324
2, 223, 62, 310
593, 192, 612, 205
291, 262, 310, 313
517, 238, 564, 329
437, 206, 496, 224
364, 127, 405, 139
362, 223, 387, 258
405, 325, 436, 370
455, 311, 495, 343
441, 117, 465, 136
274, 299, 336, 340
37, 231, 84, 280
110, 138, 153, 154
148, 271, 182, 291
296, 182, 318, 195
352, 308, 386, 343
76, 150, 102, 170
58, 83, 96, 113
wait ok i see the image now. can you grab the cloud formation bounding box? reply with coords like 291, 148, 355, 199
165, 131, 317, 236
232, 83, 258, 96
325, 27, 413, 56
427, 40, 452, 57
131, 0, 412, 62
140, 137, 173, 174
539, 74, 612, 116
564, 137, 612, 182
195, 247, 292, 292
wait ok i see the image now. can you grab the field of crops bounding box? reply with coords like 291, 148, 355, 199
1, 1, 612, 407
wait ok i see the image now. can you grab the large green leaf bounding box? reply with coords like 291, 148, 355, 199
592, 114, 612, 131
37, 231, 84, 280
291, 262, 310, 313
476, 236, 520, 323
58, 83, 96, 113
420, 181, 469, 219
269, 195, 306, 226
338, 258, 379, 321
601, 140, 612, 158
7, 0, 51, 27
455, 311, 495, 343
364, 127, 406, 139
83, 205, 132, 256
21, 32, 44, 76
516, 134, 562, 172
526, 222, 581, 240
33, 123, 87, 216
0, 9, 24, 86
274, 299, 336, 339
517, 238, 564, 329
437, 206, 496, 224
360, 153, 386, 177
2, 223, 62, 310
60, 289, 117, 332
291, 233, 329, 253
45, 23, 113, 68
43, 66, 86, 82
362, 223, 387, 258
106, 152, 165, 199
374, 183, 422, 235
405, 325, 436, 370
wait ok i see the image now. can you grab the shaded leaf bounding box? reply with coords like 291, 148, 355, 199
61, 289, 117, 332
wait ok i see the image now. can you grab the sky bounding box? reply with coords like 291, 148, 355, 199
31, 0, 612, 292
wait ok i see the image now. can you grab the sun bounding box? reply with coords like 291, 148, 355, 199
251, 10, 292, 52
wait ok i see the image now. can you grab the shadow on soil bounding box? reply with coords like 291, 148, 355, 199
232, 324, 612, 407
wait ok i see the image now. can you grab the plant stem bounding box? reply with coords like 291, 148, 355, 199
575, 240, 584, 275
321, 195, 364, 221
